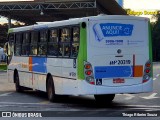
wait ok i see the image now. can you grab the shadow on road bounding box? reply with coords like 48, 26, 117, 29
19, 90, 128, 110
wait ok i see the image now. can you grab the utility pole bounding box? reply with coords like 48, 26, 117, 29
8, 15, 11, 29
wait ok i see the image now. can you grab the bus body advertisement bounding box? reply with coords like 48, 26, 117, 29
5, 15, 153, 102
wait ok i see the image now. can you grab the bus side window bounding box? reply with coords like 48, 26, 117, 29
22, 32, 30, 56
30, 31, 38, 55
48, 29, 59, 57
71, 27, 80, 58
61, 28, 71, 42
50, 29, 58, 43
15, 33, 22, 56
59, 43, 70, 57
38, 30, 47, 56
59, 28, 71, 57
48, 44, 58, 56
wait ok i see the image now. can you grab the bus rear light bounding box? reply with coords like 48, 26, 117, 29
85, 70, 92, 76
84, 61, 95, 85
85, 64, 91, 69
86, 77, 95, 85
143, 74, 150, 81
145, 62, 151, 68
145, 69, 150, 74
142, 60, 152, 83
142, 72, 150, 83
86, 76, 94, 81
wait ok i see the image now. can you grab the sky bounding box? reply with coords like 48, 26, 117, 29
123, 0, 160, 21
0, 0, 160, 24
123, 0, 160, 10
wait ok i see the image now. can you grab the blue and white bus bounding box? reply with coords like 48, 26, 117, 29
5, 15, 153, 103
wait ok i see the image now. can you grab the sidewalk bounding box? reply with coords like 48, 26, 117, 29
0, 71, 15, 92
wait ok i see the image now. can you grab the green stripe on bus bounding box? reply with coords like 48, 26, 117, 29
148, 22, 153, 77
8, 29, 13, 34
77, 23, 87, 80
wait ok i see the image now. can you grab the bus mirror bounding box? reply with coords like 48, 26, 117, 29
82, 22, 86, 29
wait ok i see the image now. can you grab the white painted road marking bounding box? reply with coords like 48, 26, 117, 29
0, 92, 13, 97
116, 94, 135, 100
156, 74, 160, 77
117, 104, 160, 108
124, 94, 135, 100
0, 102, 51, 105
153, 78, 157, 81
141, 93, 159, 99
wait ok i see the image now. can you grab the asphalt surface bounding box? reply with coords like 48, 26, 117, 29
0, 63, 160, 119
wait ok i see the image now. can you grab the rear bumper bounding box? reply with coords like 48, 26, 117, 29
78, 78, 153, 95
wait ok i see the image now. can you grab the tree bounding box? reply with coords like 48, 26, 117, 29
0, 22, 25, 48
152, 12, 160, 61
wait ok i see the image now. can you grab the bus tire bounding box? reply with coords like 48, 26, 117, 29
15, 73, 23, 92
47, 76, 57, 102
94, 94, 115, 103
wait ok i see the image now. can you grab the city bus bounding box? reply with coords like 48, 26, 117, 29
5, 15, 153, 103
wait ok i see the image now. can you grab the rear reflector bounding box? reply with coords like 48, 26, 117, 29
90, 82, 95, 85
143, 80, 148, 83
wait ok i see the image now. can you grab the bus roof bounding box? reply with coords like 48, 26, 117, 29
8, 15, 149, 33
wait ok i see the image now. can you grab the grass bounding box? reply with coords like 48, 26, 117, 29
0, 64, 7, 71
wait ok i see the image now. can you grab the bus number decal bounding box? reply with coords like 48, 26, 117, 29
110, 60, 117, 65
110, 60, 131, 65
69, 72, 76, 77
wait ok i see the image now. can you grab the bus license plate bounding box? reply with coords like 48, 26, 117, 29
113, 78, 125, 83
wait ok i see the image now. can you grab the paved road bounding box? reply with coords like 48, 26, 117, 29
0, 63, 160, 119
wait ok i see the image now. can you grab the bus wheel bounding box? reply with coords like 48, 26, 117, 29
47, 76, 57, 102
94, 94, 115, 103
15, 73, 23, 92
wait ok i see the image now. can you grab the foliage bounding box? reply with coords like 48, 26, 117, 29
152, 12, 160, 61
0, 22, 25, 48
0, 64, 7, 71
